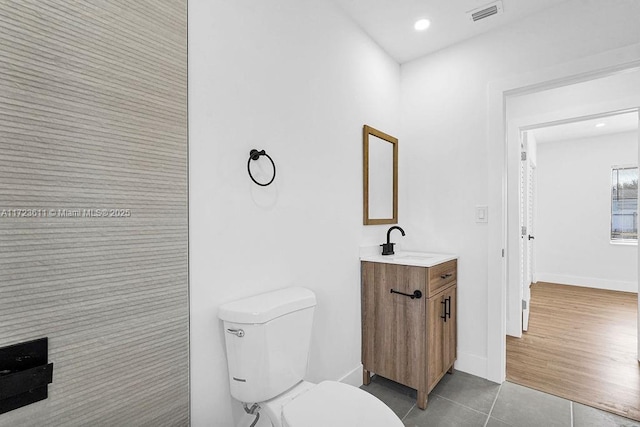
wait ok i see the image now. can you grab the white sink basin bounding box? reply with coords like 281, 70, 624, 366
360, 251, 457, 268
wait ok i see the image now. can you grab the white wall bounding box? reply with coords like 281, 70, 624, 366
535, 131, 638, 292
189, 1, 400, 425
400, 0, 640, 378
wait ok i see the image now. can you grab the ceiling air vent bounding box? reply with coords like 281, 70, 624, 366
468, 1, 503, 22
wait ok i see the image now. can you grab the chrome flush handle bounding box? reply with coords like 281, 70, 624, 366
226, 328, 245, 337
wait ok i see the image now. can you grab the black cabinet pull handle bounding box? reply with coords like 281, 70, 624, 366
441, 296, 452, 322
390, 289, 422, 299
528, 235, 535, 240
440, 273, 453, 279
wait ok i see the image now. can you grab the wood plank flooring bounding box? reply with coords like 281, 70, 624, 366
507, 282, 640, 421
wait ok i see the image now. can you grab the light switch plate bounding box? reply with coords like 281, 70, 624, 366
475, 205, 488, 223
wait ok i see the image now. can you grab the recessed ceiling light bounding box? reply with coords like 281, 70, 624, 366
414, 18, 431, 31
595, 123, 606, 128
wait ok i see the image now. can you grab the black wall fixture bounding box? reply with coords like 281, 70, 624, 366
0, 338, 53, 414
247, 149, 276, 186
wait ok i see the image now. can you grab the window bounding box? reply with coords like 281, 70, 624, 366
611, 166, 638, 241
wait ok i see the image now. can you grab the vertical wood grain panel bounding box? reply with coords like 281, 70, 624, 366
0, 1, 188, 425
361, 262, 426, 389
427, 292, 444, 390
361, 262, 376, 376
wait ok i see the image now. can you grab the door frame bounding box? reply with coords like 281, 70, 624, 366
486, 43, 640, 383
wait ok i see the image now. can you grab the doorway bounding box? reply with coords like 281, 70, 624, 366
509, 109, 640, 336
506, 111, 639, 419
485, 44, 640, 389
505, 71, 640, 339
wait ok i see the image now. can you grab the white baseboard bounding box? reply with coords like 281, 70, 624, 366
454, 351, 488, 380
536, 273, 637, 293
338, 364, 363, 387
338, 353, 492, 390
339, 354, 491, 388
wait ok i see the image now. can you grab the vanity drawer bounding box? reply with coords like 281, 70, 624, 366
427, 260, 457, 297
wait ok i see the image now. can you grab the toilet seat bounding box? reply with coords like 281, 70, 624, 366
282, 381, 403, 427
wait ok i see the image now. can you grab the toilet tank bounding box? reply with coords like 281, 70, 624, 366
218, 287, 316, 404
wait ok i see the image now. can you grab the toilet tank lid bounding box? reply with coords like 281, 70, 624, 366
218, 287, 316, 324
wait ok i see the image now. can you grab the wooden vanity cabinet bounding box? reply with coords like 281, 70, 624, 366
361, 259, 457, 410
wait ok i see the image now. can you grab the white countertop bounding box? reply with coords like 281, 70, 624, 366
359, 250, 458, 268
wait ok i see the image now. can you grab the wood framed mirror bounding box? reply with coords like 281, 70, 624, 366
363, 125, 398, 225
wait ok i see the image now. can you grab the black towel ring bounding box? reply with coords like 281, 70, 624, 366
247, 149, 276, 186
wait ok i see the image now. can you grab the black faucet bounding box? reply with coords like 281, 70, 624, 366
381, 226, 405, 255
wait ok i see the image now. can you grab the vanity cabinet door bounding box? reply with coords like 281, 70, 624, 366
361, 262, 427, 391
443, 285, 457, 371
427, 284, 457, 391
427, 292, 445, 389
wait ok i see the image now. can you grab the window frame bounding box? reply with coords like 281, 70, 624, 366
610, 164, 638, 244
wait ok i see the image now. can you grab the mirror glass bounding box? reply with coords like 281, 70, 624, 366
363, 125, 398, 225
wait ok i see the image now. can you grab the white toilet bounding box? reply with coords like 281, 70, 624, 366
218, 287, 403, 427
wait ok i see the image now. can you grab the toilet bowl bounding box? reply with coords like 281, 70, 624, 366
218, 287, 403, 427
261, 380, 402, 427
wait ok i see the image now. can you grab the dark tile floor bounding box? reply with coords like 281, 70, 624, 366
360, 371, 640, 427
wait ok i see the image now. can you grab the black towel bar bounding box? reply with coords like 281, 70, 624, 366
247, 149, 276, 186
390, 289, 423, 299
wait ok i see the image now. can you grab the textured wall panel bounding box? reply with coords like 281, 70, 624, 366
0, 1, 188, 425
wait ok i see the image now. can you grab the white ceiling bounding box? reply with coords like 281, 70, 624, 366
333, 0, 569, 63
531, 112, 639, 144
